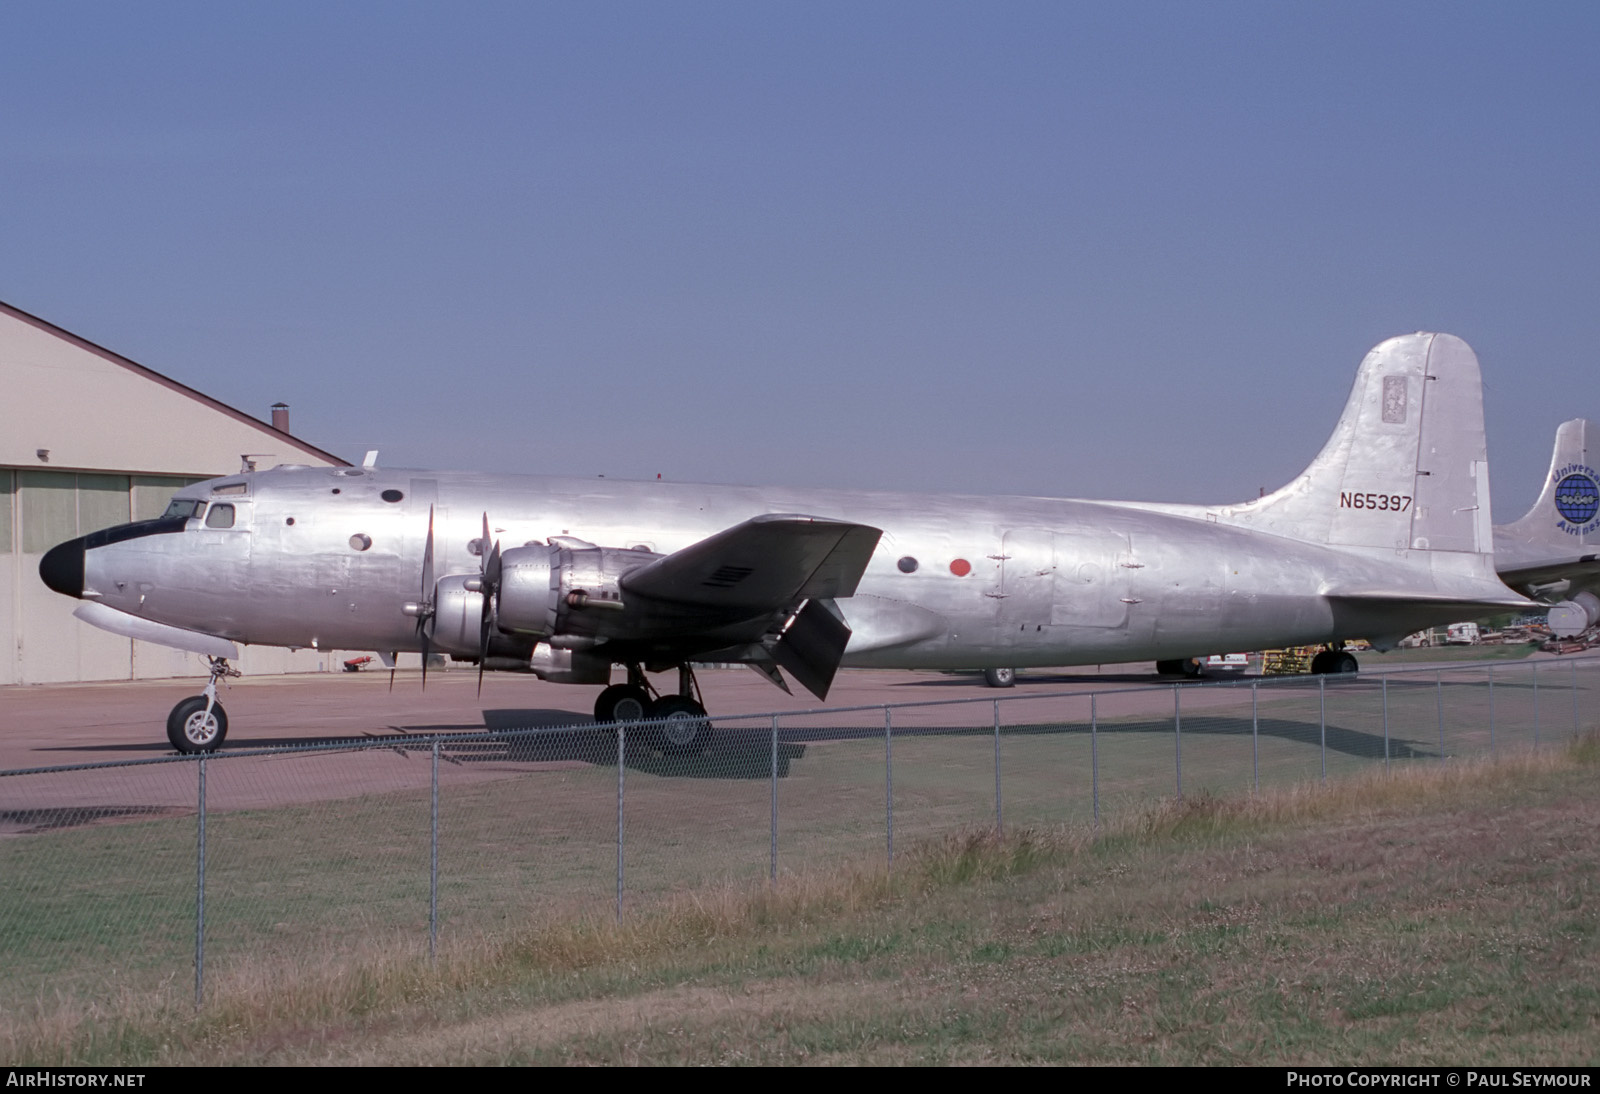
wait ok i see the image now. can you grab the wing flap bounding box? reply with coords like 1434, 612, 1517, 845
621, 514, 882, 613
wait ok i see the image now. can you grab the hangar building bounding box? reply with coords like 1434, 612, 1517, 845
1, 299, 351, 685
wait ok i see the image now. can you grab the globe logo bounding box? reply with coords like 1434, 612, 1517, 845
1554, 472, 1600, 524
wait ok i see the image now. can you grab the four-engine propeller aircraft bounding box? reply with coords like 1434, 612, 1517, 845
39, 332, 1531, 753
1495, 418, 1600, 636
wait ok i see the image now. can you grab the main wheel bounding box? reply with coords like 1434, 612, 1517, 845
594, 684, 651, 724
1155, 659, 1201, 677
648, 696, 711, 756
167, 696, 228, 753
983, 667, 1017, 688
1330, 651, 1359, 674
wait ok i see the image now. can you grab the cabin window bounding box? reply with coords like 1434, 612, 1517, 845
381, 489, 404, 503
897, 556, 919, 573
349, 534, 372, 551
205, 503, 236, 529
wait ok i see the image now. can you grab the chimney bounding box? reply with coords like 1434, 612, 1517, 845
271, 402, 290, 433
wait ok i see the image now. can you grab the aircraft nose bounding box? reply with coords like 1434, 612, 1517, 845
39, 537, 85, 599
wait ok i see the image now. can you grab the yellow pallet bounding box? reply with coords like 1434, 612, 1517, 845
1260, 647, 1316, 675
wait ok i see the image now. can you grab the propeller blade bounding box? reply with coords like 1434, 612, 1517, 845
421, 506, 435, 606
476, 512, 501, 698
417, 506, 437, 691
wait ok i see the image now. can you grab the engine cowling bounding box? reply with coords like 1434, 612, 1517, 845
495, 542, 662, 637
1548, 591, 1600, 637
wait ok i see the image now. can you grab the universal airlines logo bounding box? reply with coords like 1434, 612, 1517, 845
1551, 463, 1600, 537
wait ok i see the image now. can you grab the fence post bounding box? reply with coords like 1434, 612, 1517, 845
1173, 684, 1182, 800
985, 700, 998, 838
1436, 668, 1444, 763
1488, 664, 1495, 759
882, 707, 896, 867
1090, 693, 1099, 826
1574, 659, 1581, 738
1382, 675, 1390, 773
616, 723, 625, 921
430, 738, 439, 961
770, 714, 779, 886
1533, 662, 1540, 748
1319, 674, 1327, 783
195, 755, 206, 1009
1251, 681, 1259, 794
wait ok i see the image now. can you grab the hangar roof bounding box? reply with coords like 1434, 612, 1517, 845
0, 299, 349, 474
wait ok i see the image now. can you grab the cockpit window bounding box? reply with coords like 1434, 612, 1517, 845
162, 499, 204, 521
204, 503, 236, 529
212, 482, 249, 496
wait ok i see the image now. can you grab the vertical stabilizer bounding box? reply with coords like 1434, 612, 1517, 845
1216, 333, 1494, 558
1499, 419, 1599, 549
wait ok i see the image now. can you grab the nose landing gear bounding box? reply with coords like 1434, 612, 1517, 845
166, 656, 240, 753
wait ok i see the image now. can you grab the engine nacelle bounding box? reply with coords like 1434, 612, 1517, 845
495, 542, 661, 637
1548, 591, 1600, 637
428, 573, 537, 661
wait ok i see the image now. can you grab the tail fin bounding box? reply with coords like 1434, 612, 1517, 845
1499, 419, 1599, 548
1493, 419, 1600, 615
1218, 332, 1494, 557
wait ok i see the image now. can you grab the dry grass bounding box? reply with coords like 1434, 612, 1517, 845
5, 735, 1597, 1065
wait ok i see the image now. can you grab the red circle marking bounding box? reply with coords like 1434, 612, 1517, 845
949, 558, 972, 576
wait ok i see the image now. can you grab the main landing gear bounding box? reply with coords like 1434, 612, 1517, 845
593, 663, 712, 755
167, 656, 240, 754
1155, 658, 1205, 678
1310, 647, 1360, 675
983, 667, 1017, 688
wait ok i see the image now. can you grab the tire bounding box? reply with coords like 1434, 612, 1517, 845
1331, 651, 1359, 674
1309, 651, 1332, 674
983, 667, 1016, 688
594, 684, 651, 724
648, 696, 711, 756
1182, 658, 1204, 678
167, 696, 227, 753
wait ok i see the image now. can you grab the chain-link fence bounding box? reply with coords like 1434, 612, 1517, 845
3, 654, 1597, 1010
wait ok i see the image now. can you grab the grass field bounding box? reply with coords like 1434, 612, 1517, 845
2, 662, 1594, 1019
2, 731, 1595, 1064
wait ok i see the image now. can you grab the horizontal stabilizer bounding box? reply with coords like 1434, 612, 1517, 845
769, 598, 852, 700
1324, 587, 1531, 615
622, 514, 882, 613
74, 602, 238, 659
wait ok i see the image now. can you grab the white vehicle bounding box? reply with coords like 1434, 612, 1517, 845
1202, 653, 1251, 673
1445, 622, 1480, 645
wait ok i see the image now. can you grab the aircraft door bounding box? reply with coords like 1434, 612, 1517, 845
194, 498, 254, 605
996, 529, 1056, 636
1046, 527, 1131, 630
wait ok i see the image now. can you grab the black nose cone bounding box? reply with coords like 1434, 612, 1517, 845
39, 538, 85, 599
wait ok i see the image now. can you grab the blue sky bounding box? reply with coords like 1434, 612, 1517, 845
3, 2, 1596, 517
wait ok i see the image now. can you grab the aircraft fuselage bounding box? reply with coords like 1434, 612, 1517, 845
60, 464, 1491, 671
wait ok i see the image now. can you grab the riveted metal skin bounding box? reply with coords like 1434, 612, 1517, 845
46, 333, 1532, 698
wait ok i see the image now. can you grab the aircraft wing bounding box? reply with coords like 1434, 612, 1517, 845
1497, 554, 1600, 595
621, 514, 882, 612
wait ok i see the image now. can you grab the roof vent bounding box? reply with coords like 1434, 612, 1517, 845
271, 403, 290, 433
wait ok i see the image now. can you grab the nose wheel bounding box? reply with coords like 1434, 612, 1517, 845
166, 656, 239, 753
167, 696, 228, 752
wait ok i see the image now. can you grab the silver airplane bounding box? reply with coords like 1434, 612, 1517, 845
39, 331, 1530, 754
1495, 418, 1600, 636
